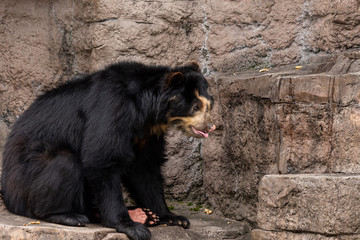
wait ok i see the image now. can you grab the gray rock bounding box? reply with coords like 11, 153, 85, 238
0, 120, 9, 175
0, 198, 250, 240
257, 174, 360, 235
252, 229, 360, 240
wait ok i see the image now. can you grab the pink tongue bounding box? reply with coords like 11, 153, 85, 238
192, 127, 209, 138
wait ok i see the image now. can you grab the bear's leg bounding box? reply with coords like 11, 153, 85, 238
27, 150, 89, 226
86, 171, 151, 240
123, 164, 190, 229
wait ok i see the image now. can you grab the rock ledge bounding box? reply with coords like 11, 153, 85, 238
0, 200, 249, 240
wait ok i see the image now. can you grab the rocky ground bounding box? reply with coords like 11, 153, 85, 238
0, 195, 249, 240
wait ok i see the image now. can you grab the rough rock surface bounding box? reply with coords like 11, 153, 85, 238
0, 0, 90, 123
0, 120, 9, 176
163, 129, 206, 202
2, 0, 360, 123
202, 66, 360, 224
252, 229, 360, 240
255, 174, 360, 237
0, 196, 249, 240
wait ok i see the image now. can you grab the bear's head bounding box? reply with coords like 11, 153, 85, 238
165, 62, 216, 138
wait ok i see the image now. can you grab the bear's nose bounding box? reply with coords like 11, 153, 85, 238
207, 125, 216, 133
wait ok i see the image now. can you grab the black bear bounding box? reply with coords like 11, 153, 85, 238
1, 61, 215, 240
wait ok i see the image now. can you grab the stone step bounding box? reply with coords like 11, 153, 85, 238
253, 174, 360, 239
252, 229, 360, 240
0, 200, 249, 240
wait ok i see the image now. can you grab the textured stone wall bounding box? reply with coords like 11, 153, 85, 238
2, 0, 360, 123
206, 65, 360, 224
1, 0, 360, 237
0, 0, 89, 123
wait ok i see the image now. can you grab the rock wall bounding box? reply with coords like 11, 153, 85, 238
1, 0, 360, 238
206, 62, 360, 226
0, 0, 89, 123
2, 0, 360, 123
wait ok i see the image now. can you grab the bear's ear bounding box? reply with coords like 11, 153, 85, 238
166, 72, 184, 88
188, 61, 201, 72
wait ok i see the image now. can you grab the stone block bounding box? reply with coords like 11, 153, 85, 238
252, 229, 360, 240
331, 106, 360, 173
257, 174, 360, 235
0, 212, 128, 240
333, 73, 360, 105
216, 74, 280, 101
278, 75, 332, 103
276, 104, 332, 173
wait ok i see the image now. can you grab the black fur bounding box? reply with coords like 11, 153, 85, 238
1, 62, 213, 240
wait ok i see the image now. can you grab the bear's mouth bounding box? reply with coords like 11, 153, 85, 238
191, 125, 216, 138
191, 126, 209, 138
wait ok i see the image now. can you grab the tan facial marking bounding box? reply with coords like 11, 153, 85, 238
195, 90, 211, 111
169, 90, 211, 131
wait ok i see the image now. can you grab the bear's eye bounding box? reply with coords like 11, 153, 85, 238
193, 104, 202, 112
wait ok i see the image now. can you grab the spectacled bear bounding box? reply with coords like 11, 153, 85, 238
1, 61, 215, 240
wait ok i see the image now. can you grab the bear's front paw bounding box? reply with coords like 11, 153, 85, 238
115, 222, 151, 240
160, 214, 190, 229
